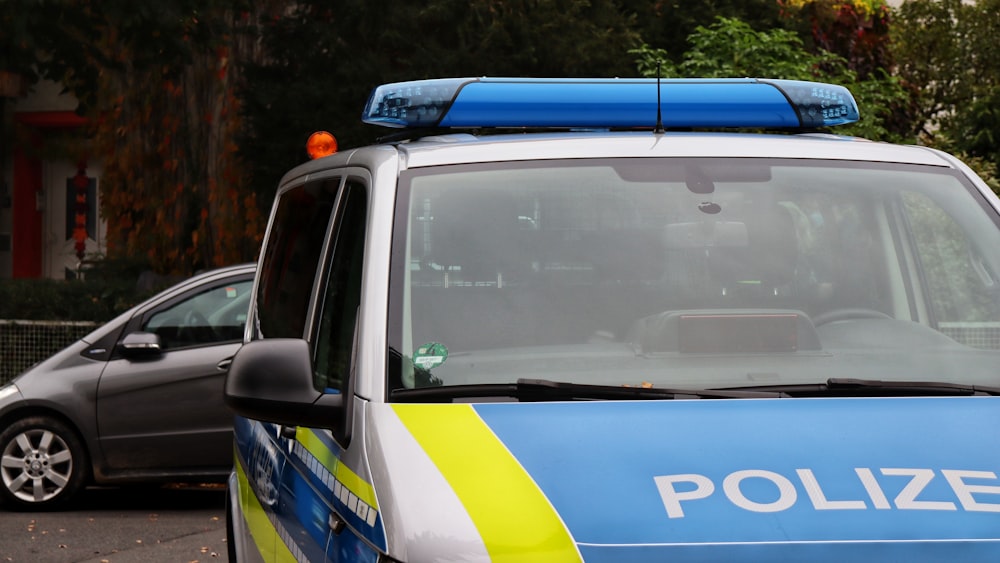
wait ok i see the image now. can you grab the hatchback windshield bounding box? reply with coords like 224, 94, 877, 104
387, 157, 1000, 393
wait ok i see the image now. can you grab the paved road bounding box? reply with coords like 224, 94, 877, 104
0, 483, 229, 563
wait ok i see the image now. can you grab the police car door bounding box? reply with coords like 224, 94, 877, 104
240, 173, 372, 561
278, 175, 369, 560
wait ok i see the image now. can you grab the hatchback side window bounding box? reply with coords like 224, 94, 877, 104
144, 279, 253, 350
313, 178, 367, 393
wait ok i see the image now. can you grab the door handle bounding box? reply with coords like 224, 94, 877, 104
217, 358, 233, 371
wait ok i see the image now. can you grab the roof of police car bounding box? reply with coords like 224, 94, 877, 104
388, 130, 953, 169
277, 130, 957, 187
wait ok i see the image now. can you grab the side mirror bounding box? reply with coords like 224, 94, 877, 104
224, 339, 349, 440
119, 331, 163, 359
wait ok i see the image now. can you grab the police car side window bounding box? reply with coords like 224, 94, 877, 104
313, 178, 367, 393
255, 178, 341, 338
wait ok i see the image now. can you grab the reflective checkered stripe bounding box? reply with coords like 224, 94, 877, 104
294, 427, 380, 527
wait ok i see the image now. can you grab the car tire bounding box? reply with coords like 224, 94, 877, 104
0, 416, 89, 511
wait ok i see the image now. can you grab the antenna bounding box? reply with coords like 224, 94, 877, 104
654, 60, 665, 135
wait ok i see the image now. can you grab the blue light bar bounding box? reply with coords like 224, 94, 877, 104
361, 77, 859, 130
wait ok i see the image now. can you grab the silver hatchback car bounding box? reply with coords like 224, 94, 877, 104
0, 263, 254, 510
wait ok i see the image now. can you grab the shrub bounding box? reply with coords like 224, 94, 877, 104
0, 257, 172, 322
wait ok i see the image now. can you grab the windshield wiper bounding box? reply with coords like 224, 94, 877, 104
827, 377, 1000, 396
723, 377, 1000, 397
391, 378, 787, 403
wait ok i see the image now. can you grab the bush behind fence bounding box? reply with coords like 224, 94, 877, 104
0, 320, 100, 384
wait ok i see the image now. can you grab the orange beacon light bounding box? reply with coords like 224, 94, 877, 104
306, 131, 338, 159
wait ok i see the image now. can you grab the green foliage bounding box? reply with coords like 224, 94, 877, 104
634, 17, 826, 79
891, 0, 975, 138
619, 0, 784, 66
840, 69, 909, 143
916, 131, 1000, 195
631, 17, 909, 142
952, 91, 1000, 163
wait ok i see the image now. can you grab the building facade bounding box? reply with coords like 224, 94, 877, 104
1, 78, 105, 279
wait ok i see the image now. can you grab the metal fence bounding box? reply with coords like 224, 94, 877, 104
939, 322, 1000, 351
1, 319, 997, 386
0, 320, 100, 384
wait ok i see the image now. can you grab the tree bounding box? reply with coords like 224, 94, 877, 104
780, 0, 894, 79
891, 0, 1000, 189
891, 0, 973, 140
16, 1, 267, 275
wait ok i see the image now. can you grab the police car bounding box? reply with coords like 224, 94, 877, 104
223, 77, 1000, 562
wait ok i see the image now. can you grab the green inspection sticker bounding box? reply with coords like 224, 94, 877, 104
413, 342, 448, 370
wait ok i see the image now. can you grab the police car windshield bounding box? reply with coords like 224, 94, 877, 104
387, 157, 1000, 395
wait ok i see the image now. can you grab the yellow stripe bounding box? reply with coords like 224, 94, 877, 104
295, 427, 378, 508
393, 404, 580, 562
235, 452, 297, 563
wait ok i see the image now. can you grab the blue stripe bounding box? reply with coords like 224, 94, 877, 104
273, 462, 380, 563
232, 417, 383, 561
577, 539, 1000, 563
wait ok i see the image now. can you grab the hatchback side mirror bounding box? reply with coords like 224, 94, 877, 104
224, 338, 349, 441
119, 331, 163, 359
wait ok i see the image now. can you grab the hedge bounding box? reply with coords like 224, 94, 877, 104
0, 258, 173, 322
